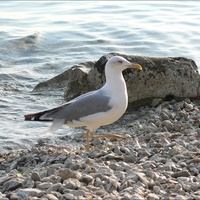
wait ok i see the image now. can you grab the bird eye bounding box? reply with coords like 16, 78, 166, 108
117, 60, 123, 64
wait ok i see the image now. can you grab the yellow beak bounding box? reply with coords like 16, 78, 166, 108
130, 63, 142, 70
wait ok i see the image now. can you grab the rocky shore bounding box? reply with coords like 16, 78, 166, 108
1, 98, 200, 200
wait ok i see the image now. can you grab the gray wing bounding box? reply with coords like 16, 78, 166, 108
40, 90, 112, 122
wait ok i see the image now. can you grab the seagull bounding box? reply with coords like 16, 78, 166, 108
24, 56, 142, 151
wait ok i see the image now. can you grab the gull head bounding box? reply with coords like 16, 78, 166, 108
106, 56, 142, 73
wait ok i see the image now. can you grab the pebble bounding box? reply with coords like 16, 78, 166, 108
153, 185, 160, 194
58, 168, 77, 180
60, 193, 74, 200
46, 183, 61, 193
37, 182, 53, 189
162, 120, 173, 131
43, 194, 58, 200
147, 193, 159, 200
23, 177, 34, 188
18, 188, 44, 198
10, 193, 22, 200
80, 174, 93, 184
1, 99, 200, 200
63, 178, 80, 189
130, 193, 145, 200
2, 179, 23, 192
31, 171, 41, 181
124, 155, 137, 163
171, 170, 191, 178
94, 177, 102, 187
174, 195, 187, 200
105, 178, 120, 192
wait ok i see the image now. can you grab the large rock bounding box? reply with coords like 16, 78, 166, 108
33, 52, 200, 109
33, 61, 94, 96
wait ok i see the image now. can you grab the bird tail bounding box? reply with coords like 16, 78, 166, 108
24, 109, 56, 121
24, 108, 65, 134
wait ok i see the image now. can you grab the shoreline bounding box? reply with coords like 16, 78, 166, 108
1, 98, 200, 200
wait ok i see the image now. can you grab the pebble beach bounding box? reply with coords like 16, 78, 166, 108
1, 1, 200, 199
1, 98, 200, 200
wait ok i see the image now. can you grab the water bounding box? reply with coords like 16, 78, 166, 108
0, 1, 199, 152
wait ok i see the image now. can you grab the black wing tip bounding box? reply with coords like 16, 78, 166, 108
24, 112, 53, 122
24, 114, 35, 121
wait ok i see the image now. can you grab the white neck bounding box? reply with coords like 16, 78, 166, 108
103, 68, 128, 107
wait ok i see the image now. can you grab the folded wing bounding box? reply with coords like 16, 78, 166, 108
24, 90, 112, 124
